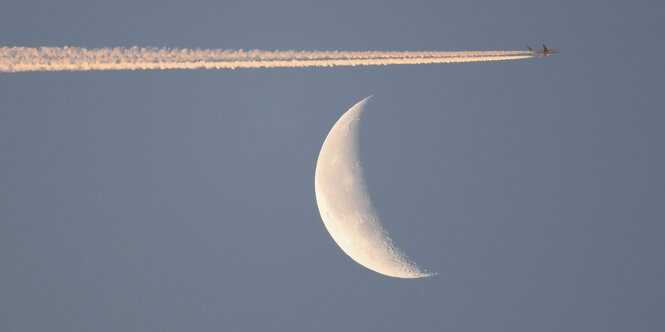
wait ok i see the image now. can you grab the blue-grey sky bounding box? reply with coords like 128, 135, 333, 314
1, 0, 664, 331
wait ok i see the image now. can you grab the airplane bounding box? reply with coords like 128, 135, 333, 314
527, 44, 559, 56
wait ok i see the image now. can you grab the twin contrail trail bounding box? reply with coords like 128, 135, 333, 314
0, 46, 533, 72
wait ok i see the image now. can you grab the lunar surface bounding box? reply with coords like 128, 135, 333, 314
314, 96, 434, 278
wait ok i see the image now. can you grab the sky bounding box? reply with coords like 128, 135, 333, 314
1, 0, 664, 331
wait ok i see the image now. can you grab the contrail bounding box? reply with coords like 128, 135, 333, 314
0, 46, 533, 72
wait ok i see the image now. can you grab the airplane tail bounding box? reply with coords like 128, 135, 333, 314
527, 46, 533, 51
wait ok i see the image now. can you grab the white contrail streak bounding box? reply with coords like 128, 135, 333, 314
0, 46, 533, 72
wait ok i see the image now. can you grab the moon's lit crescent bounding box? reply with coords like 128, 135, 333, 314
314, 96, 434, 278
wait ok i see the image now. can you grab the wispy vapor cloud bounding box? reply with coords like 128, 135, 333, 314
0, 46, 533, 72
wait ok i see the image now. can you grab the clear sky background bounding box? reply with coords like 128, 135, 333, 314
1, 0, 664, 331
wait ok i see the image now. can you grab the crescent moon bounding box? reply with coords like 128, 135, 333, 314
314, 96, 435, 278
